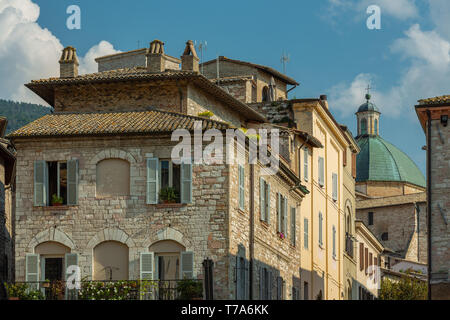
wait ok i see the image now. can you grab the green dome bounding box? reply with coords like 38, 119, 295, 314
357, 101, 379, 113
356, 135, 426, 188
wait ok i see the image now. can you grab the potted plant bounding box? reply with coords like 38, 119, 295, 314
176, 279, 203, 300
159, 187, 179, 204
42, 279, 51, 288
278, 232, 285, 240
51, 194, 64, 206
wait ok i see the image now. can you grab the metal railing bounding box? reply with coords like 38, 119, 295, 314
5, 279, 203, 301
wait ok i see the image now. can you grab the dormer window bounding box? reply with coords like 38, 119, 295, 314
361, 119, 368, 135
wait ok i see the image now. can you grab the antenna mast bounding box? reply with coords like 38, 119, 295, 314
195, 40, 208, 75
281, 51, 290, 74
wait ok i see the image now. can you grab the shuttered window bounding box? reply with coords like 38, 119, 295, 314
67, 160, 78, 205
146, 158, 159, 204
25, 254, 39, 290
332, 173, 338, 201
365, 248, 369, 275
303, 148, 309, 182
369, 252, 373, 275
260, 179, 270, 223
332, 225, 336, 258
304, 218, 309, 249
318, 157, 325, 187
290, 207, 296, 246
181, 251, 194, 279
34, 161, 47, 206
140, 252, 154, 280
360, 243, 364, 271
180, 163, 192, 204
318, 212, 323, 246
239, 165, 245, 210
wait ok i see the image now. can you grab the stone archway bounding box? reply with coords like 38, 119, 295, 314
143, 227, 191, 250
28, 228, 75, 252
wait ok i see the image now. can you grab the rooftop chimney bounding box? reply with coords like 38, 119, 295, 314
59, 46, 79, 78
320, 94, 329, 109
181, 40, 199, 73
146, 39, 166, 72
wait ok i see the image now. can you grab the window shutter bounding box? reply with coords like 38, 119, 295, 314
360, 243, 364, 271
239, 166, 245, 210
146, 158, 159, 204
369, 252, 373, 275
304, 148, 308, 181
266, 183, 271, 223
268, 270, 273, 300
332, 226, 336, 257
34, 161, 47, 206
181, 163, 193, 204
304, 218, 309, 249
277, 193, 281, 233
26, 254, 39, 290
67, 160, 79, 205
283, 197, 288, 236
319, 212, 323, 246
291, 207, 296, 246
140, 252, 154, 280
260, 178, 265, 221
181, 251, 194, 279
365, 248, 369, 275
259, 267, 264, 299
236, 256, 241, 299
318, 157, 324, 186
332, 173, 338, 201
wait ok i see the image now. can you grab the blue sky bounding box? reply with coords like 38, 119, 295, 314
2, 0, 450, 175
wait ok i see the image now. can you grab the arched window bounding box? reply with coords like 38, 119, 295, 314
361, 119, 368, 135
149, 240, 192, 280
374, 119, 378, 135
35, 241, 71, 282
346, 207, 352, 235
93, 241, 129, 280
96, 158, 130, 197
262, 86, 269, 102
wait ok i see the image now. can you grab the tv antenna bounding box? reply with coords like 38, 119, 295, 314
195, 40, 208, 74
281, 51, 290, 74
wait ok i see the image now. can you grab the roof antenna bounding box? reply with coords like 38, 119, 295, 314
195, 40, 207, 74
281, 51, 290, 74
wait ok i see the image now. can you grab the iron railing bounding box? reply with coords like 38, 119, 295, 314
5, 279, 203, 301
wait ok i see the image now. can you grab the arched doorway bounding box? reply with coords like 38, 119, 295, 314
35, 241, 71, 282
93, 241, 129, 280
149, 240, 186, 280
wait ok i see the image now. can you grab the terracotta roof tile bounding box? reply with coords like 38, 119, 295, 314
7, 110, 231, 138
418, 95, 450, 105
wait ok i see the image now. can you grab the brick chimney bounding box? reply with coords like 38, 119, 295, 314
181, 40, 199, 72
320, 94, 329, 109
59, 46, 79, 78
146, 39, 166, 73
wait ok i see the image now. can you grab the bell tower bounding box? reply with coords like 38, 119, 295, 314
356, 86, 380, 137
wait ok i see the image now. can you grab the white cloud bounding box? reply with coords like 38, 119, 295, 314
328, 0, 418, 20
79, 41, 121, 75
329, 24, 450, 119
428, 0, 450, 40
0, 0, 120, 105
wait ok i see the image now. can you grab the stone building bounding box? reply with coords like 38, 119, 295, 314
415, 95, 450, 300
9, 40, 325, 300
0, 117, 16, 297
354, 94, 428, 266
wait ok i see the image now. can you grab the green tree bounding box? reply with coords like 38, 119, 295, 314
379, 274, 427, 300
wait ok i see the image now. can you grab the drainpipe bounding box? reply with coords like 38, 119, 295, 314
426, 110, 432, 300
249, 163, 255, 300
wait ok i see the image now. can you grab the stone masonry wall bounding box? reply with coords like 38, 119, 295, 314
13, 136, 231, 298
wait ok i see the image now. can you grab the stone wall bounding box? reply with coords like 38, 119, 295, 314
429, 118, 450, 298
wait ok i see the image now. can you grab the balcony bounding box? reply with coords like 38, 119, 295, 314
345, 233, 354, 258
5, 279, 204, 301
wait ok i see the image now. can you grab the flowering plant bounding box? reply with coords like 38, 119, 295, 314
278, 232, 285, 239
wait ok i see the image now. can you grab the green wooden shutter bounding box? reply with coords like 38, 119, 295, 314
319, 212, 323, 246
146, 158, 159, 204
277, 193, 281, 233
304, 218, 309, 249
283, 197, 288, 236
304, 148, 309, 181
239, 165, 245, 210
332, 226, 336, 258
318, 157, 324, 186
67, 160, 79, 205
26, 254, 39, 290
34, 161, 47, 206
291, 207, 296, 246
140, 252, 154, 280
260, 178, 265, 221
266, 183, 271, 224
181, 251, 194, 279
332, 173, 338, 201
181, 163, 192, 204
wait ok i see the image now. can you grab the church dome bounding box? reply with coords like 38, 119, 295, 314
356, 135, 426, 188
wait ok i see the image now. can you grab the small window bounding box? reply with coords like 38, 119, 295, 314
239, 165, 245, 210
374, 119, 378, 135
332, 225, 336, 258
159, 160, 181, 203
332, 173, 338, 201
303, 148, 309, 182
318, 212, 323, 247
381, 232, 389, 241
304, 218, 309, 250
303, 281, 309, 300
290, 207, 296, 246
260, 178, 270, 223
368, 212, 374, 225
277, 194, 288, 235
318, 157, 325, 187
361, 119, 368, 135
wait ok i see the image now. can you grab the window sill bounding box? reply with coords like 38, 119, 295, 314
237, 208, 246, 215
154, 203, 186, 209
34, 205, 78, 211
260, 220, 270, 229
